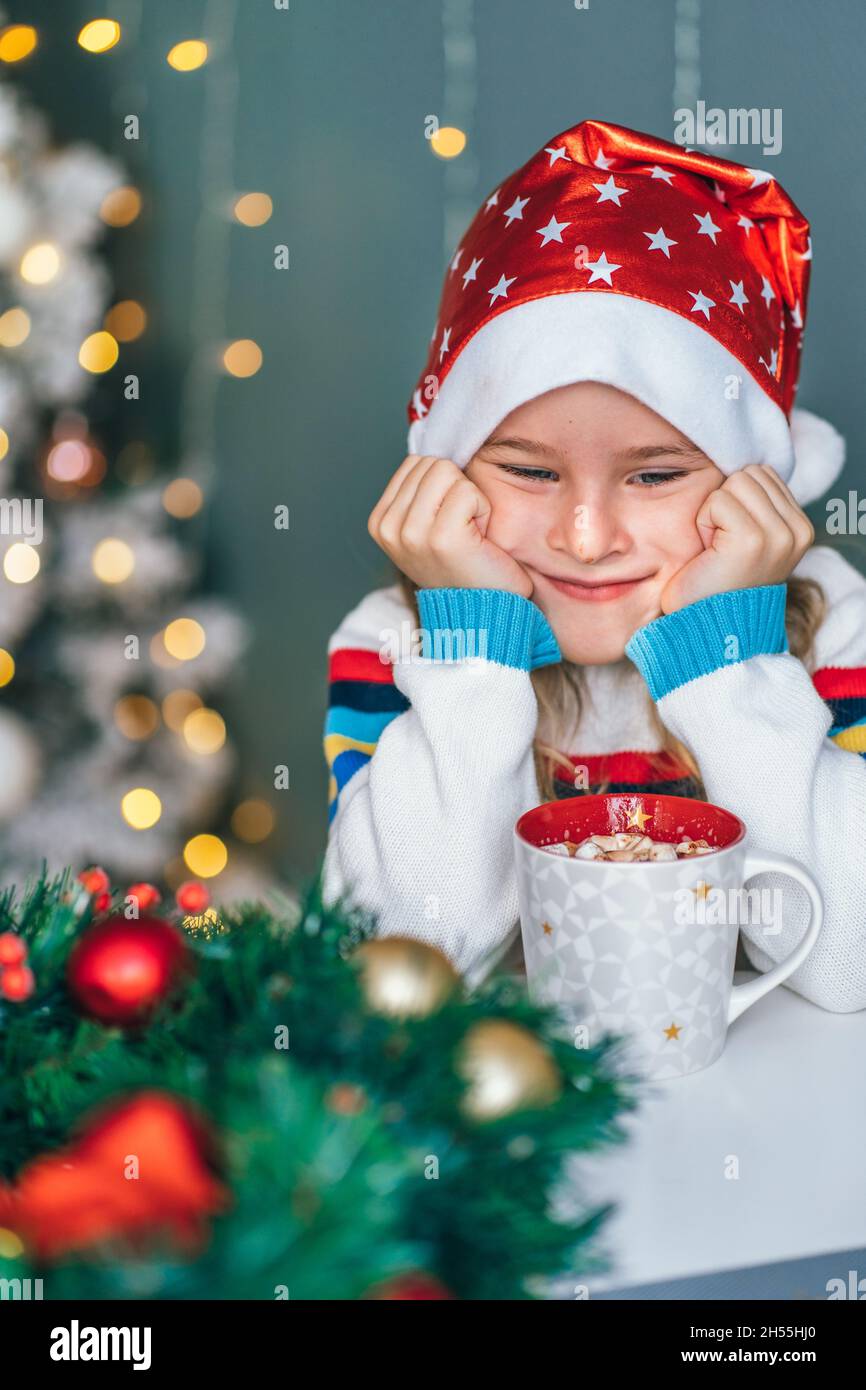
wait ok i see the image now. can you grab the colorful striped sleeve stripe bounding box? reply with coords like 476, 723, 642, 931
812, 666, 866, 755
324, 646, 410, 821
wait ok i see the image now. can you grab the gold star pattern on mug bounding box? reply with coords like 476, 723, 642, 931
625, 804, 653, 831
693, 879, 712, 899
664, 1023, 683, 1041
541, 921, 553, 935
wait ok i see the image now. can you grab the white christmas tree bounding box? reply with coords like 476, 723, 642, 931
0, 77, 265, 898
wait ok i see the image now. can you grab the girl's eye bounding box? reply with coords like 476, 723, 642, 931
630, 469, 689, 487
498, 463, 559, 481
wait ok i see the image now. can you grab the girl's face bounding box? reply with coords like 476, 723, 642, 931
464, 381, 726, 665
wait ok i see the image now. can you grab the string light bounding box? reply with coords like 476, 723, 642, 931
121, 787, 162, 829
233, 192, 272, 226
182, 707, 226, 754
163, 617, 205, 661
19, 243, 60, 285
92, 537, 135, 583
183, 833, 227, 877
0, 649, 15, 687
167, 40, 208, 71
0, 25, 37, 63
231, 798, 275, 843
0, 308, 30, 346
162, 478, 203, 518
79, 331, 119, 373
114, 695, 159, 740
77, 19, 121, 52
3, 543, 39, 584
100, 186, 141, 227
222, 339, 262, 377
103, 300, 147, 341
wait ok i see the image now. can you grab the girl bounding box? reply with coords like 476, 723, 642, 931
323, 118, 866, 1008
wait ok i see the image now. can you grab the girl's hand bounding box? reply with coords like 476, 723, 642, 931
659, 464, 815, 615
368, 454, 534, 597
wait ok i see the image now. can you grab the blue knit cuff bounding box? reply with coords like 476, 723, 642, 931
416, 588, 561, 671
624, 583, 789, 701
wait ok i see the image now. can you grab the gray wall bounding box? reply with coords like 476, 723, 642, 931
21, 0, 866, 879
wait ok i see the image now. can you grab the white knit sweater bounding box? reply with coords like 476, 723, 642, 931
322, 544, 866, 1009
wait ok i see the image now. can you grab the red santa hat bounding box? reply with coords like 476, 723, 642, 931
407, 118, 843, 508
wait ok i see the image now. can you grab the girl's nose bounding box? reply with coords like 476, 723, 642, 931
547, 497, 628, 563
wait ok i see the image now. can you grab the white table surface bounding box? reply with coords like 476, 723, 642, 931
557, 971, 866, 1294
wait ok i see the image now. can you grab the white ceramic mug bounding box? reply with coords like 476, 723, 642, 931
514, 793, 824, 1080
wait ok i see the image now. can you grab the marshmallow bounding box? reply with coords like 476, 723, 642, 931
541, 832, 717, 863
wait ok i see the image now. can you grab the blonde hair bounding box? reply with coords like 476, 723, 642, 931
395, 569, 827, 802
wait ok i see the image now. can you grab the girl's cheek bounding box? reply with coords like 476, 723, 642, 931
484, 495, 532, 550
644, 499, 706, 569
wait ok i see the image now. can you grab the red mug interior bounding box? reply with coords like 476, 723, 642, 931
516, 793, 746, 858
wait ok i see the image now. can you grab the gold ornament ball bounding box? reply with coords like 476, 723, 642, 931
457, 1019, 562, 1122
353, 936, 460, 1019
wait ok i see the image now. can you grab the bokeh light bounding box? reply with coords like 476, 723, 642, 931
231, 798, 275, 843
430, 126, 467, 159
167, 40, 208, 71
104, 300, 146, 341
162, 688, 202, 731
0, 1227, 24, 1258
0, 649, 15, 687
3, 543, 39, 584
114, 695, 160, 740
79, 331, 119, 373
150, 633, 181, 670
222, 339, 262, 377
115, 440, 154, 484
183, 833, 227, 877
19, 243, 60, 285
0, 25, 37, 63
92, 537, 135, 584
0, 308, 30, 346
121, 787, 162, 829
46, 438, 91, 483
163, 617, 205, 661
162, 477, 203, 518
234, 193, 273, 226
100, 186, 141, 227
182, 707, 226, 754
77, 19, 121, 52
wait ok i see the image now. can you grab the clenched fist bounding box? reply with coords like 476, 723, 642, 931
659, 463, 815, 615
367, 454, 534, 597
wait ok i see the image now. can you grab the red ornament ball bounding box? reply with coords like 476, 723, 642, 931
367, 1272, 454, 1300
67, 915, 191, 1026
1, 964, 35, 1001
176, 881, 210, 915
78, 866, 110, 896
0, 931, 27, 967
127, 882, 162, 913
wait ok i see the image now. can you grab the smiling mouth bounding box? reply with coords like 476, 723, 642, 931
539, 571, 655, 602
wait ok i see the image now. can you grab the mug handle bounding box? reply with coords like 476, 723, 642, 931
727, 849, 824, 1025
